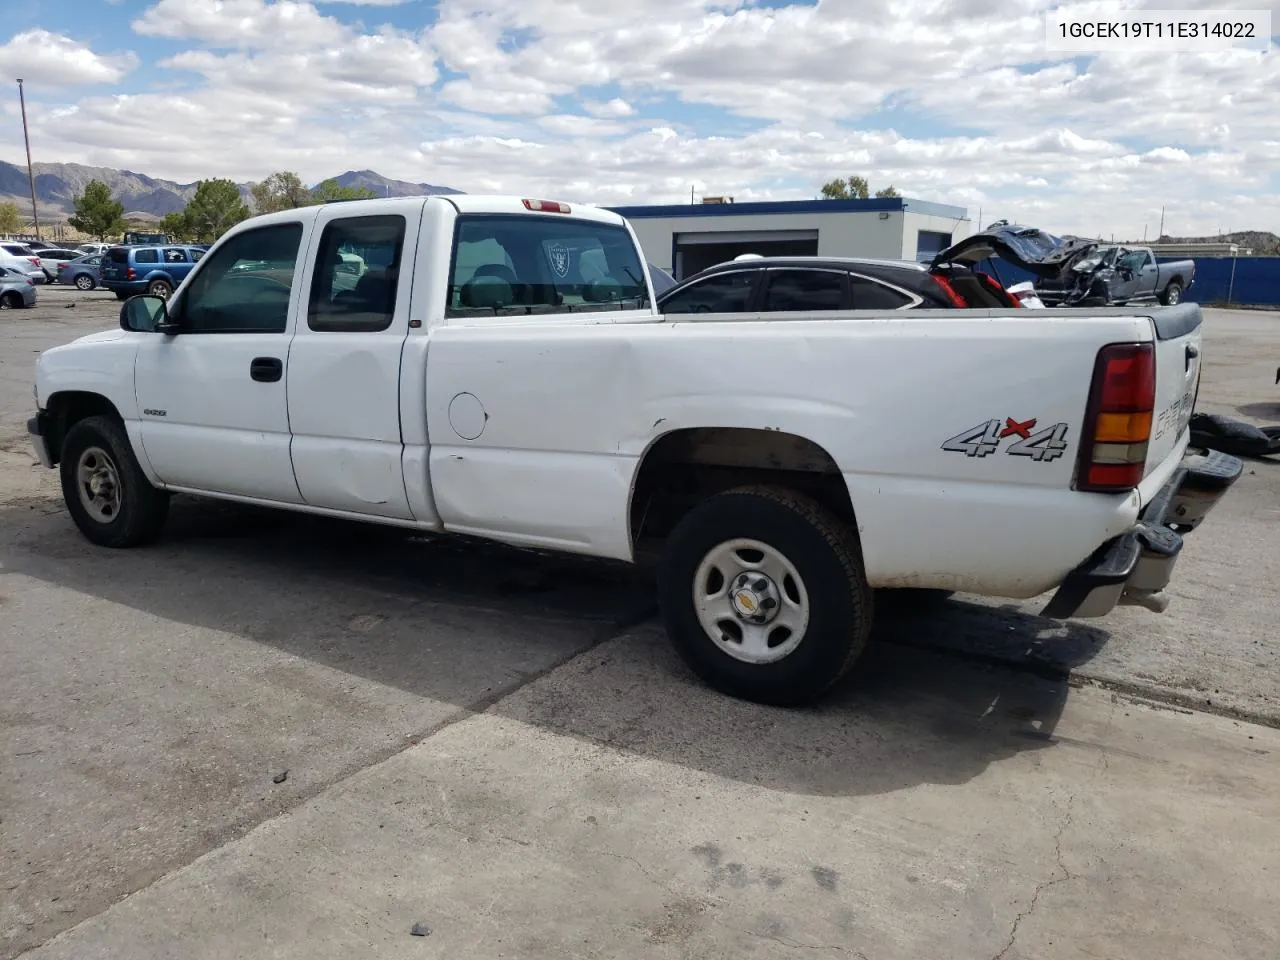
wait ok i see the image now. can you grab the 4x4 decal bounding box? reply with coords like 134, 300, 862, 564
942, 418, 1069, 462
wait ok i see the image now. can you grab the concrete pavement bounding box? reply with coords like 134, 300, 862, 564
20, 629, 1280, 960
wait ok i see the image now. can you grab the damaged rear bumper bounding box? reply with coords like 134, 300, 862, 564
1041, 448, 1243, 619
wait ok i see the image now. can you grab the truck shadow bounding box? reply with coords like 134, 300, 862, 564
3, 494, 1110, 799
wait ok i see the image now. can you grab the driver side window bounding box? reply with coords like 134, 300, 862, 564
178, 223, 303, 334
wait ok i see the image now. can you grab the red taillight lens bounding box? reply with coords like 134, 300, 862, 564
1076, 342, 1156, 493
521, 198, 570, 213
28, 257, 40, 266
978, 272, 1021, 306
126, 267, 136, 280
58, 262, 68, 271
930, 274, 967, 307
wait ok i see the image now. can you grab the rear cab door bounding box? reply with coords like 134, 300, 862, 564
285, 199, 423, 520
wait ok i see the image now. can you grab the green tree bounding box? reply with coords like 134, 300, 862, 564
819, 175, 870, 200
68, 180, 126, 240
311, 178, 378, 203
251, 171, 312, 214
159, 211, 192, 240
181, 178, 250, 242
875, 185, 900, 198
0, 201, 22, 235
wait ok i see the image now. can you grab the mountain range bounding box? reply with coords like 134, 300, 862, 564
0, 161, 460, 221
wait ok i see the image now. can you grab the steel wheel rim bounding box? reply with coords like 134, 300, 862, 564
692, 537, 810, 664
76, 446, 123, 524
76, 275, 93, 290
1167, 286, 1180, 304
152, 283, 171, 299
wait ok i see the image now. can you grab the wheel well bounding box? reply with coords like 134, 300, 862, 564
628, 427, 856, 557
1165, 275, 1183, 287
43, 392, 122, 464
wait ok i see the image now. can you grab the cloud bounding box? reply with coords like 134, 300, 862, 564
0, 30, 138, 86
0, 0, 1276, 239
132, 0, 348, 48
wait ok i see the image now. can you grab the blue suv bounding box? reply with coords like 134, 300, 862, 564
100, 244, 206, 301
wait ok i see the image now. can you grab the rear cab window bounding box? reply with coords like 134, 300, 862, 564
447, 214, 648, 317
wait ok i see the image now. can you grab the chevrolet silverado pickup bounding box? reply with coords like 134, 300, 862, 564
27, 196, 1242, 705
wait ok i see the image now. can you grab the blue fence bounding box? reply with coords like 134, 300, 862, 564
976, 256, 1280, 308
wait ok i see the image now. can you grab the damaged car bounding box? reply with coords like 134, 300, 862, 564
935, 221, 1195, 308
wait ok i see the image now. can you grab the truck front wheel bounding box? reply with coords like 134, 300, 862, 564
59, 415, 169, 548
657, 485, 874, 706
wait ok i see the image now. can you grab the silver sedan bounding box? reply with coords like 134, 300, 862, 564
0, 265, 38, 309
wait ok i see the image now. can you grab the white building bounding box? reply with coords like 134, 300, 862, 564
607, 196, 972, 280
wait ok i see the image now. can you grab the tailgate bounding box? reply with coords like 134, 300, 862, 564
1145, 303, 1202, 474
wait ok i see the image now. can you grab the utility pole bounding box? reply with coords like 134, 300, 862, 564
16, 79, 41, 241
1158, 205, 1165, 239
690, 184, 694, 205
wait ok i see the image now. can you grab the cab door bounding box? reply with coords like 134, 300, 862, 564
285, 201, 421, 519
133, 221, 310, 502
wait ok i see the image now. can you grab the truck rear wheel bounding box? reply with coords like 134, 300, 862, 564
657, 485, 874, 706
1160, 281, 1182, 305
59, 415, 169, 548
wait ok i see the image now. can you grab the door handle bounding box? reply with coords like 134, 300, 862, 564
250, 357, 283, 382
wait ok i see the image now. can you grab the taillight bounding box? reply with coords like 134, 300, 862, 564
1076, 342, 1155, 493
28, 257, 40, 266
930, 274, 967, 307
126, 267, 136, 280
978, 272, 1021, 307
521, 199, 571, 213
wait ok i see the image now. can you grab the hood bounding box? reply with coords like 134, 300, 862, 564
73, 329, 128, 346
932, 222, 1099, 278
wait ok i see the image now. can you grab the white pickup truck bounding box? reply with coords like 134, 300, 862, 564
28, 196, 1243, 705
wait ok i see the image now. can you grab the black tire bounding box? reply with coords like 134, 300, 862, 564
148, 279, 173, 299
0, 291, 21, 309
59, 415, 169, 548
657, 485, 874, 706
1160, 281, 1182, 306
114, 290, 130, 301
75, 274, 95, 291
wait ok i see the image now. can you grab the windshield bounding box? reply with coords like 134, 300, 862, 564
447, 214, 649, 317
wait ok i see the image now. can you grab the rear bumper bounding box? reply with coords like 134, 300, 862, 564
28, 412, 54, 469
100, 280, 147, 293
1041, 447, 1243, 619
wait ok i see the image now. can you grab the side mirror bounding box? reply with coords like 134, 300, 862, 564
120, 295, 177, 334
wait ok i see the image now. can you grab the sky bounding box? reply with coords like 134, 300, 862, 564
0, 0, 1277, 238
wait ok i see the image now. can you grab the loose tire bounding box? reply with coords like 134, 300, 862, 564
657, 485, 874, 706
148, 279, 173, 299
1160, 281, 1182, 306
75, 274, 95, 291
59, 415, 169, 548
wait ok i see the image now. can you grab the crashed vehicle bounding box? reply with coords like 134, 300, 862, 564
938, 222, 1195, 308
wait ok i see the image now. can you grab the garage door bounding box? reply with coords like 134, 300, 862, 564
674, 229, 819, 279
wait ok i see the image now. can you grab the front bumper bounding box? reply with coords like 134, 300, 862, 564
27, 412, 54, 469
1041, 448, 1243, 619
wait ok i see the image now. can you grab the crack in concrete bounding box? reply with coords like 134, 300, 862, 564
992, 793, 1077, 960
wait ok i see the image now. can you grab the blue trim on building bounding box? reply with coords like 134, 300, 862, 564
606, 197, 968, 220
